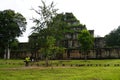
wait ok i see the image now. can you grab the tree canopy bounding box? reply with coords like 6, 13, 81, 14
31, 0, 58, 32
31, 0, 66, 66
78, 29, 94, 60
0, 9, 27, 43
105, 26, 120, 47
0, 9, 27, 58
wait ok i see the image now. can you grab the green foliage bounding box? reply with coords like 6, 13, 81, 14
31, 0, 58, 32
31, 0, 58, 50
10, 39, 19, 49
48, 13, 68, 41
28, 33, 38, 50
0, 9, 27, 42
78, 29, 94, 60
31, 1, 66, 66
31, 0, 88, 64
39, 36, 56, 58
0, 9, 27, 58
105, 26, 120, 47
38, 36, 65, 59
78, 29, 94, 51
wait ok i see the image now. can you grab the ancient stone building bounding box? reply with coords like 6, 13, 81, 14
60, 13, 94, 59
10, 13, 120, 59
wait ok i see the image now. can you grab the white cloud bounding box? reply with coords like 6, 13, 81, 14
1, 0, 120, 42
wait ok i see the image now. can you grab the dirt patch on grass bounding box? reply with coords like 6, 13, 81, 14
0, 66, 75, 70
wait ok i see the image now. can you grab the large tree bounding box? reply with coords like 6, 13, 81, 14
0, 9, 27, 59
78, 29, 94, 60
105, 26, 120, 47
31, 0, 66, 66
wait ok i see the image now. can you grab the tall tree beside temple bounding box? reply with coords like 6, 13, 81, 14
0, 9, 27, 59
78, 29, 94, 60
31, 0, 65, 66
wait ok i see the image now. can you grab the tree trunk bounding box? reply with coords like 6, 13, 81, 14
45, 57, 49, 67
84, 51, 87, 61
7, 47, 10, 59
84, 55, 87, 61
108, 49, 111, 58
4, 49, 6, 59
4, 43, 10, 59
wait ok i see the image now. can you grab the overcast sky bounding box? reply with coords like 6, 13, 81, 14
0, 0, 120, 42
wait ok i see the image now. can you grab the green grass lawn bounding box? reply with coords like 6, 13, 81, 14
1, 59, 120, 80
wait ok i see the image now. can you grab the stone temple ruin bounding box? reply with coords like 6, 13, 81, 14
10, 13, 120, 59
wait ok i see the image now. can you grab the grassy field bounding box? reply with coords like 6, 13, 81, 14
0, 59, 120, 80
